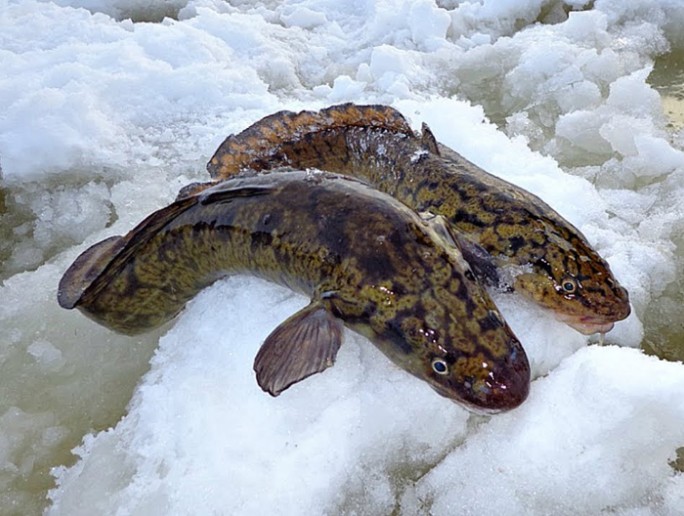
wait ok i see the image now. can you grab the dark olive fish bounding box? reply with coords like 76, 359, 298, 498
58, 171, 530, 413
206, 104, 631, 335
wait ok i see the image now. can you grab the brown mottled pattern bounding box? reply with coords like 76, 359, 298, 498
58, 171, 529, 411
207, 104, 631, 333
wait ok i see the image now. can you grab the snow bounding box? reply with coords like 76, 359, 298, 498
403, 345, 684, 515
0, 0, 683, 514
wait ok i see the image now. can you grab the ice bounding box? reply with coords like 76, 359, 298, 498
27, 340, 66, 372
406, 1, 451, 51
43, 0, 188, 22
322, 75, 367, 103
280, 5, 328, 29
0, 0, 683, 513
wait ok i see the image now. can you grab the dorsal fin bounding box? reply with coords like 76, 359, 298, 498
207, 104, 416, 179
175, 181, 217, 200
198, 183, 273, 205
420, 211, 498, 286
451, 233, 499, 286
421, 122, 440, 155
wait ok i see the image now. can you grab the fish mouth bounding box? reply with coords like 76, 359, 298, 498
474, 365, 530, 413
555, 313, 617, 335
445, 370, 530, 415
431, 384, 516, 415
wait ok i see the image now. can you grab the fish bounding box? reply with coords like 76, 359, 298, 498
58, 170, 530, 413
206, 103, 631, 335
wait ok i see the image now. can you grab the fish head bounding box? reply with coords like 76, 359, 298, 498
321, 208, 530, 414
392, 307, 530, 414
345, 279, 531, 414
425, 343, 531, 415
512, 226, 631, 335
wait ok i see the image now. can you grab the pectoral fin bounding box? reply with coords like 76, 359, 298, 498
420, 211, 499, 286
254, 303, 343, 396
452, 233, 500, 287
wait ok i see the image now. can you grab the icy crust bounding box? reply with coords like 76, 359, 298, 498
1, 1, 280, 181
4, 1, 681, 180
0, 260, 163, 512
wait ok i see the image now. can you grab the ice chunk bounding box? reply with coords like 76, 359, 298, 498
27, 340, 66, 372
280, 6, 328, 29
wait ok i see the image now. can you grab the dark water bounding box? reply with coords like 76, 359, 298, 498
644, 52, 684, 364
649, 50, 684, 131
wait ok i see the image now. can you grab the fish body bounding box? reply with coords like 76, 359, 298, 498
58, 171, 530, 412
207, 104, 631, 335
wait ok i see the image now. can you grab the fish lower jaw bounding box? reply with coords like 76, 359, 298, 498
430, 378, 529, 414
555, 313, 616, 335
427, 384, 504, 414
450, 399, 508, 416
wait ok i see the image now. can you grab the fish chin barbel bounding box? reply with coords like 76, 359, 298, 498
206, 104, 631, 336
58, 171, 530, 413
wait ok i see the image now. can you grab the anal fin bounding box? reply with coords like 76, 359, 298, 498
254, 302, 343, 396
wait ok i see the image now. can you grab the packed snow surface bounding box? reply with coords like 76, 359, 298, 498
1, 0, 683, 514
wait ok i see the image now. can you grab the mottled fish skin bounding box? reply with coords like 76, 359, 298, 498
207, 104, 631, 335
58, 171, 530, 413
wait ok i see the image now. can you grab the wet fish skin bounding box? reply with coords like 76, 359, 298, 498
207, 104, 631, 335
58, 171, 530, 412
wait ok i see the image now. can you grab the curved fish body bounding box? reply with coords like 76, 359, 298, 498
58, 171, 530, 413
207, 104, 631, 335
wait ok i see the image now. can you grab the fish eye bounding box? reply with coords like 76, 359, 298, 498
431, 358, 449, 375
561, 277, 577, 293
